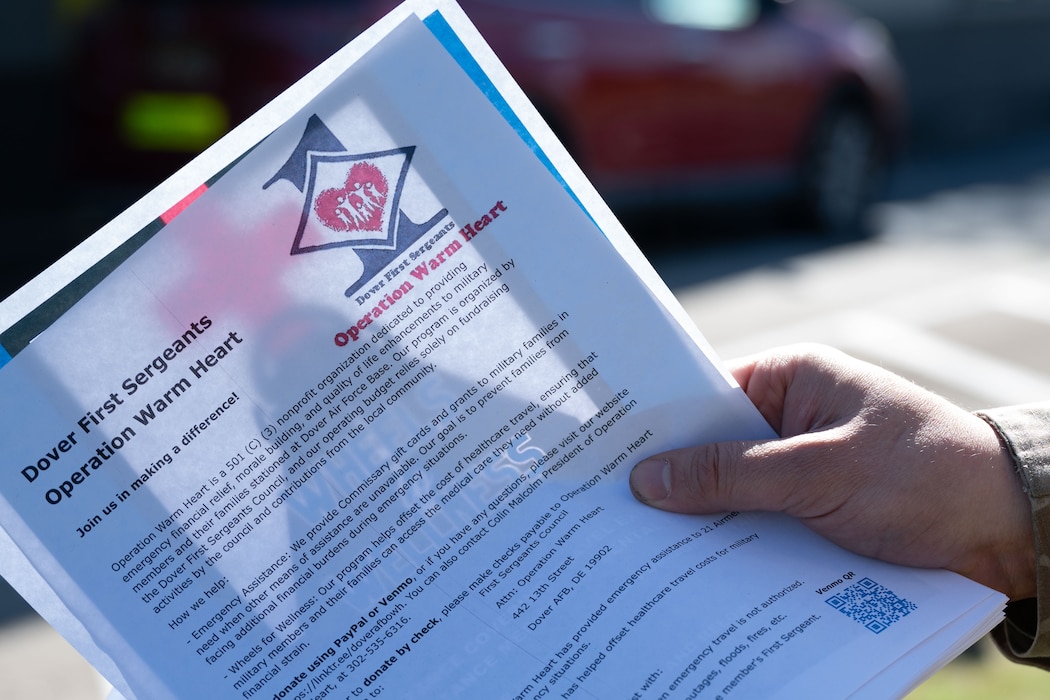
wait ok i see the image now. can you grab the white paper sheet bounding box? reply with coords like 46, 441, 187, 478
0, 2, 1004, 698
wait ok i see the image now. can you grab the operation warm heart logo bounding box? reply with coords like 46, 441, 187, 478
314, 161, 389, 233
263, 114, 447, 298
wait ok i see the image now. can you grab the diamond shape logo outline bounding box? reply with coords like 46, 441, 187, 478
292, 145, 416, 255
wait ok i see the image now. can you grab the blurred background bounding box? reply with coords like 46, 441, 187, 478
2, 0, 1050, 697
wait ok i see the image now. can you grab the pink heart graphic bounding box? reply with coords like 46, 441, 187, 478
314, 162, 389, 233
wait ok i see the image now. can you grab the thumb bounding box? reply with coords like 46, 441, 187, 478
629, 438, 819, 515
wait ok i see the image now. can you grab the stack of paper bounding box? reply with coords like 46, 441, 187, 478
0, 2, 1004, 698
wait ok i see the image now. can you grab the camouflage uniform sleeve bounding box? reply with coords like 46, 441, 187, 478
976, 404, 1050, 669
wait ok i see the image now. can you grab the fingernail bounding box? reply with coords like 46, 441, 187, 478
631, 458, 671, 503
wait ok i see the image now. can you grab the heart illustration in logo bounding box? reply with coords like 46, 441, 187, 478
314, 161, 389, 233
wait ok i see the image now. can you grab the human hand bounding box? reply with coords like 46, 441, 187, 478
630, 344, 1035, 600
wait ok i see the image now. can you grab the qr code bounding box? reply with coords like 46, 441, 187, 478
825, 577, 918, 634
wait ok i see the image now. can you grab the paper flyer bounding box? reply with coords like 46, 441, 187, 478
0, 2, 1004, 699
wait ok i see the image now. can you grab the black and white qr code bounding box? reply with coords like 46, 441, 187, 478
825, 577, 918, 634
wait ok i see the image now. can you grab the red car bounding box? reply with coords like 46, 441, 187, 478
69, 0, 905, 234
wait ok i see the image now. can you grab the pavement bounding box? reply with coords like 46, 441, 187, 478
656, 132, 1050, 414
0, 611, 110, 700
